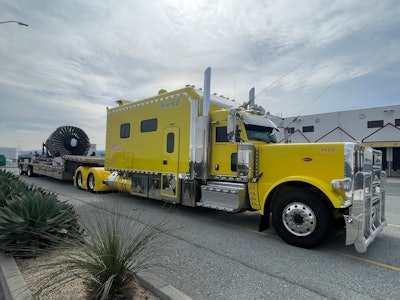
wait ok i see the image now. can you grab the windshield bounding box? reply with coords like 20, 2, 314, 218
244, 124, 276, 143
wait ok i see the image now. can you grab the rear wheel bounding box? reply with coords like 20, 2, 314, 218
76, 171, 84, 189
27, 166, 34, 177
19, 165, 26, 175
272, 189, 332, 249
87, 173, 95, 192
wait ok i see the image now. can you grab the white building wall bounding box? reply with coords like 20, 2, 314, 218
269, 105, 400, 176
270, 105, 400, 146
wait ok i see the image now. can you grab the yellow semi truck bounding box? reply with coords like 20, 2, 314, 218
77, 68, 386, 252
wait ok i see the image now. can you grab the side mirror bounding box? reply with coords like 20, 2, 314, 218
227, 115, 235, 142
270, 132, 277, 143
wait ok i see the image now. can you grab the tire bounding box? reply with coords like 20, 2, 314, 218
19, 165, 25, 175
27, 166, 34, 177
272, 189, 332, 249
87, 173, 95, 193
76, 171, 84, 189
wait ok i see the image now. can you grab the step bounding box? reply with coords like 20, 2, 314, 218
196, 181, 248, 213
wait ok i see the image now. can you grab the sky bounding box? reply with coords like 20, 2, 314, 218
1, 0, 400, 151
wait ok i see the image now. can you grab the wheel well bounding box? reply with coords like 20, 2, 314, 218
266, 181, 333, 216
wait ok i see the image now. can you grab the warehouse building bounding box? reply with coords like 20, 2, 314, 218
270, 105, 400, 177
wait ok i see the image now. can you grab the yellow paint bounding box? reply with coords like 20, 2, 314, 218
105, 86, 351, 212
323, 249, 400, 272
87, 167, 111, 192
105, 88, 199, 174
74, 166, 90, 190
257, 143, 347, 210
74, 166, 111, 192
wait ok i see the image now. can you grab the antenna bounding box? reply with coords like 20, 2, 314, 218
283, 81, 336, 143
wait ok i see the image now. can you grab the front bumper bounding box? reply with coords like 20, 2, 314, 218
344, 171, 387, 253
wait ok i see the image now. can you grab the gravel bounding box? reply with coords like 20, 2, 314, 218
15, 248, 160, 300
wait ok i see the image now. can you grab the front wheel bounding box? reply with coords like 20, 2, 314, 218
272, 189, 332, 249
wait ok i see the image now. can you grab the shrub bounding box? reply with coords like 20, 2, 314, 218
0, 169, 30, 207
0, 189, 82, 256
30, 207, 167, 299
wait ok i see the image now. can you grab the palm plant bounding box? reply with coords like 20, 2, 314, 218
0, 189, 82, 256
30, 206, 167, 300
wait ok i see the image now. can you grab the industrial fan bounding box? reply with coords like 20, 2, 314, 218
45, 126, 90, 157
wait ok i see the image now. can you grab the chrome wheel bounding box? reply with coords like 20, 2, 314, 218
76, 172, 83, 188
88, 173, 95, 192
272, 189, 332, 249
282, 202, 317, 236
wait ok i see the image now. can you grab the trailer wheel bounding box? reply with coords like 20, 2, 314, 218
87, 173, 96, 193
19, 165, 26, 175
76, 171, 84, 189
272, 189, 332, 249
27, 166, 34, 177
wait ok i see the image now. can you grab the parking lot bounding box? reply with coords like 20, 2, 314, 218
14, 173, 400, 299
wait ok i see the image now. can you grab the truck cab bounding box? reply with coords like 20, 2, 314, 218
209, 108, 278, 179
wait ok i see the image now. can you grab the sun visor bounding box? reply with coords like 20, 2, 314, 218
241, 114, 279, 130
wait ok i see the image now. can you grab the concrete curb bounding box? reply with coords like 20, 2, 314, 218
0, 252, 192, 300
0, 252, 32, 300
137, 271, 193, 300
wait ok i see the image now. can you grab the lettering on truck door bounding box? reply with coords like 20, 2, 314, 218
161, 127, 180, 199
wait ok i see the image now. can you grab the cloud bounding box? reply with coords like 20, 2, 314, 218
1, 0, 400, 150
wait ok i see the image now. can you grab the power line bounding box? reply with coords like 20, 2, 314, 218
255, 60, 306, 99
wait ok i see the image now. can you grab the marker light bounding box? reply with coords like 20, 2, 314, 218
331, 178, 352, 191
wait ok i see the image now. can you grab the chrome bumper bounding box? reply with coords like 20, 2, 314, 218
344, 171, 387, 253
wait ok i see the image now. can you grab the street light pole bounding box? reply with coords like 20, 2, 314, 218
0, 20, 28, 26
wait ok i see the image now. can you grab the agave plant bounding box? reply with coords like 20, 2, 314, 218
0, 169, 30, 207
0, 189, 82, 255
29, 206, 167, 300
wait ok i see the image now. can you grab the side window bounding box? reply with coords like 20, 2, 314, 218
216, 126, 229, 142
141, 118, 158, 132
231, 153, 237, 172
120, 123, 130, 138
166, 132, 174, 153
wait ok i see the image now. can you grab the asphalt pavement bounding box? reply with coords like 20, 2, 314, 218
1, 170, 400, 299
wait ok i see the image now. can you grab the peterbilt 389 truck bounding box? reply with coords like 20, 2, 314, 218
65, 68, 386, 252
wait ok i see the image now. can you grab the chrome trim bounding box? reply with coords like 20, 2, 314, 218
197, 181, 249, 213
344, 171, 386, 253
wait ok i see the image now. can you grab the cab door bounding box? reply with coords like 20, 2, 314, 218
210, 125, 238, 177
161, 127, 180, 200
